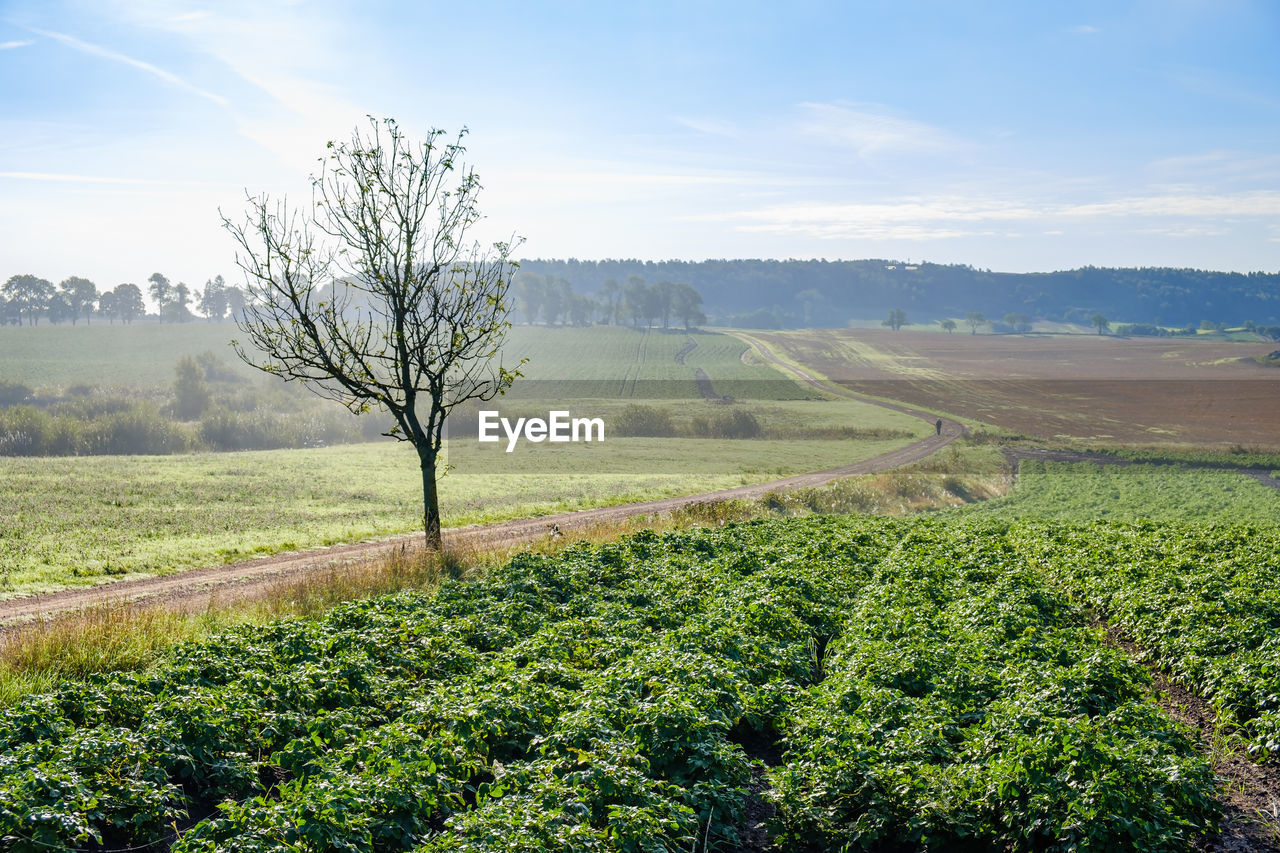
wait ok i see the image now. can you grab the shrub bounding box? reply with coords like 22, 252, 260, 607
0, 380, 32, 408
83, 404, 194, 454
199, 407, 362, 451
709, 409, 762, 439
173, 355, 211, 420
613, 404, 676, 437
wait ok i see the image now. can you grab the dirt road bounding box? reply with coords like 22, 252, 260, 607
0, 375, 963, 626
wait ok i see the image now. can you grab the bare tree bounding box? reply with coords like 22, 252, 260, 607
222, 117, 522, 548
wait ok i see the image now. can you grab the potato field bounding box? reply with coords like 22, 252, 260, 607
6, 511, 1278, 850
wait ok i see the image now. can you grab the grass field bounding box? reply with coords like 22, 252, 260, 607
0, 425, 921, 597
0, 323, 935, 595
506, 325, 796, 386
0, 322, 253, 389
0, 322, 796, 395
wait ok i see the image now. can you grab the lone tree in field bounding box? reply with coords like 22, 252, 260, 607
1090, 313, 1110, 335
882, 307, 907, 331
223, 117, 522, 548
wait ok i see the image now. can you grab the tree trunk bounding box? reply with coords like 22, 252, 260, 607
420, 449, 442, 550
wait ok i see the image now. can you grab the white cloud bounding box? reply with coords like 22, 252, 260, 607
1068, 25, 1100, 35
796, 101, 960, 158
0, 39, 34, 49
29, 26, 228, 106
1136, 224, 1231, 238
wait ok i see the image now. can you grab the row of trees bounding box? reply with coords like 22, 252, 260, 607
892, 310, 1104, 335
518, 258, 1280, 330
0, 273, 246, 326
896, 308, 1280, 339
516, 273, 705, 330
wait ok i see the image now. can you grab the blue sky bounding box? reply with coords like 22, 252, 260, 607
2, 0, 1279, 291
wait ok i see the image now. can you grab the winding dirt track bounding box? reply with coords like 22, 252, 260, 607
0, 340, 964, 627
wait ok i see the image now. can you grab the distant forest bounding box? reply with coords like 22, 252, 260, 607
516, 259, 1280, 331
6, 261, 1280, 334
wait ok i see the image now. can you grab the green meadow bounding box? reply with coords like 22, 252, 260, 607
0, 430, 920, 597
0, 322, 930, 597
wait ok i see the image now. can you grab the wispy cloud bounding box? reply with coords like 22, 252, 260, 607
1068, 25, 1100, 35
1060, 191, 1280, 218
1147, 151, 1280, 185
797, 101, 960, 158
671, 116, 741, 137
108, 4, 363, 171
510, 167, 806, 189
692, 190, 1280, 241
0, 39, 34, 50
29, 26, 227, 106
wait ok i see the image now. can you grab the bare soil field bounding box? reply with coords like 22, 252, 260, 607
744, 329, 1280, 448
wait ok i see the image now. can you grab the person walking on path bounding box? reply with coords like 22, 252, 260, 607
935, 418, 943, 436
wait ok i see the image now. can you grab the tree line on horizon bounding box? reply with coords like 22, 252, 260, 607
517, 258, 1280, 331
882, 308, 1280, 340
515, 272, 705, 330
0, 272, 247, 326
9, 260, 1280, 339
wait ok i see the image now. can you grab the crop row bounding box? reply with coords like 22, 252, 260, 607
0, 518, 1223, 851
1012, 521, 1280, 757
1108, 448, 1280, 471
771, 523, 1216, 850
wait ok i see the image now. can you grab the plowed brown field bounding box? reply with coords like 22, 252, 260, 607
741, 329, 1280, 448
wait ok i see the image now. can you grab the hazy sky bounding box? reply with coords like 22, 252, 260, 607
2, 0, 1279, 290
